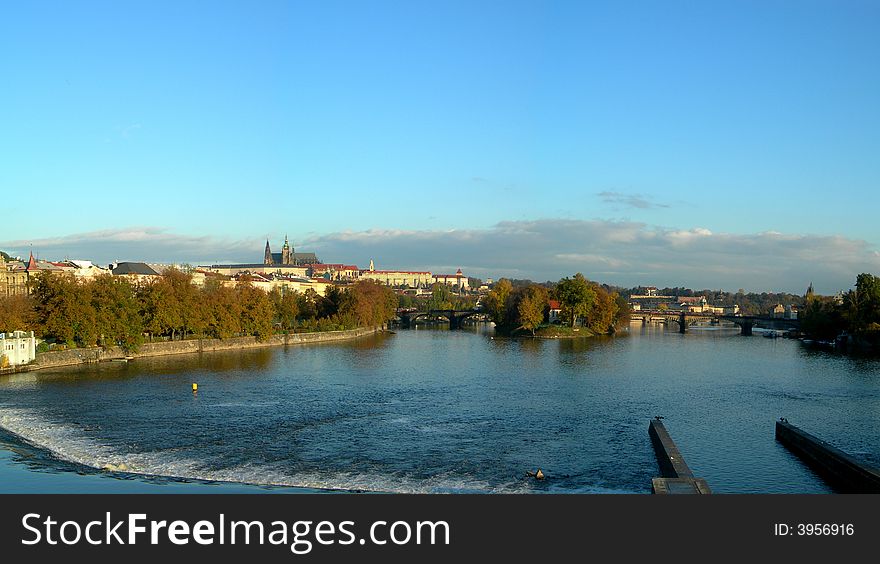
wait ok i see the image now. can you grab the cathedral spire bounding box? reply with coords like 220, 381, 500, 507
264, 240, 273, 265
281, 234, 292, 265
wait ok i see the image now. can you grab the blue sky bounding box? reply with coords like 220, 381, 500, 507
2, 1, 879, 292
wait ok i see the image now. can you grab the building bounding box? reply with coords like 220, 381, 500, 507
110, 262, 161, 284
674, 296, 709, 312
433, 269, 470, 291
358, 261, 433, 288
784, 304, 798, 320
201, 237, 320, 278
771, 304, 786, 318
65, 260, 110, 280
1, 254, 29, 297
264, 235, 319, 267
306, 263, 361, 282
361, 269, 434, 288
0, 331, 36, 367
629, 292, 675, 310
225, 273, 332, 296
548, 299, 562, 323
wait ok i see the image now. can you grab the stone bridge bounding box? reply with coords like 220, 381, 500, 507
396, 309, 489, 330
631, 310, 800, 336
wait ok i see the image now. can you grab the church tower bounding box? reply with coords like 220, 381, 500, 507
264, 240, 273, 265
281, 235, 292, 265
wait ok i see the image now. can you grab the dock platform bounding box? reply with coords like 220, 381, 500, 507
775, 419, 880, 493
649, 418, 712, 494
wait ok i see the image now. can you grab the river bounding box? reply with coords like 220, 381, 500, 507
1, 323, 878, 493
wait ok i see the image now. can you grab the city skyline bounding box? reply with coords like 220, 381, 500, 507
2, 1, 879, 293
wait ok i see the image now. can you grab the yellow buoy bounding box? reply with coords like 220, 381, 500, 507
192, 383, 198, 392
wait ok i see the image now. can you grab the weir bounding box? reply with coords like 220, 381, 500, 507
775, 419, 880, 493
648, 418, 712, 494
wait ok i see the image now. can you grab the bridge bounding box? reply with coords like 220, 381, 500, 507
396, 309, 489, 330
631, 309, 800, 336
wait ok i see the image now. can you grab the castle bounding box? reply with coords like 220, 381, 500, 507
263, 235, 319, 267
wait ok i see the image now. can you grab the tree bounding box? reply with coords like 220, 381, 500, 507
90, 274, 143, 351
270, 287, 300, 331
425, 283, 454, 311
516, 285, 548, 336
482, 279, 512, 325
0, 294, 36, 334
31, 272, 97, 347
555, 273, 595, 328
338, 280, 398, 327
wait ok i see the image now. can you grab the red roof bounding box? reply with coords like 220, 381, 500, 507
548, 300, 561, 310
366, 270, 431, 275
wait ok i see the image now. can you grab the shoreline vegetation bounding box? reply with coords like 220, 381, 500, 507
0, 268, 399, 355
799, 273, 880, 351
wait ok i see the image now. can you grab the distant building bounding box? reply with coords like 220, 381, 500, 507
0, 331, 36, 367
307, 263, 361, 281
433, 269, 470, 291
675, 296, 709, 312
359, 260, 433, 288
201, 236, 320, 278
264, 235, 319, 267
771, 304, 786, 318
110, 262, 161, 284
65, 260, 110, 280
1, 254, 29, 297
225, 273, 332, 296
784, 304, 798, 320
629, 293, 675, 310
361, 269, 434, 288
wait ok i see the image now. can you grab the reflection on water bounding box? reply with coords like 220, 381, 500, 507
1, 324, 878, 493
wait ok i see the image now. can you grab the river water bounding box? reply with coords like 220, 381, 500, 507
1, 324, 878, 493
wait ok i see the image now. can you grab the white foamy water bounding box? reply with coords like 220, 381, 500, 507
0, 405, 544, 493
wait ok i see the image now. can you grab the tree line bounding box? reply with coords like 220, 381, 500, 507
0, 270, 398, 351
800, 273, 880, 343
481, 273, 630, 336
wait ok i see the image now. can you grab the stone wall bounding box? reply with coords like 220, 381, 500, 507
27, 326, 383, 371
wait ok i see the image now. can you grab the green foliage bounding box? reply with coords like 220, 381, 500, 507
555, 273, 595, 328
425, 283, 454, 311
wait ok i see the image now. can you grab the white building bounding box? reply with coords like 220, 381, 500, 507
0, 331, 36, 367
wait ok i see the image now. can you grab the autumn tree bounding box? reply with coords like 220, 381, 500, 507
0, 294, 36, 334
482, 279, 512, 325
516, 285, 549, 336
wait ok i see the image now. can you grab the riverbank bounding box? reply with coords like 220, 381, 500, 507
10, 326, 385, 373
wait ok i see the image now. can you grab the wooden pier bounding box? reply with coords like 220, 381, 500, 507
775, 419, 880, 493
649, 418, 712, 494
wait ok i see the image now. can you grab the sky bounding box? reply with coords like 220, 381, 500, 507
1, 0, 879, 293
